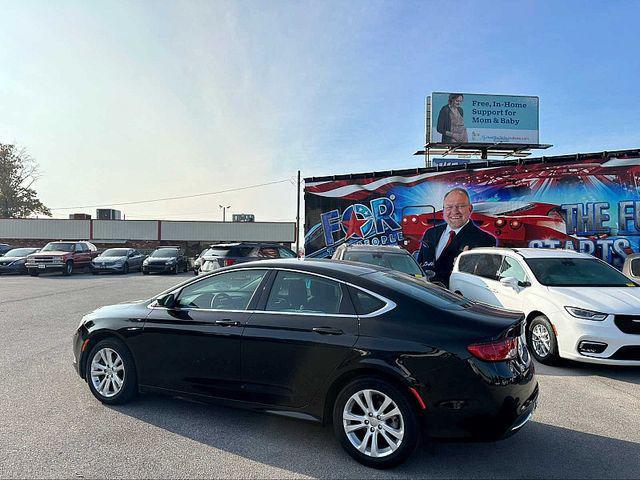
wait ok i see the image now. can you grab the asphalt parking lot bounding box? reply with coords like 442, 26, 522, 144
1, 272, 639, 479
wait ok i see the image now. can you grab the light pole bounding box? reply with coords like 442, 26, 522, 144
219, 204, 231, 222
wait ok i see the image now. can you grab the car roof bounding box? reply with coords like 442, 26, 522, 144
339, 244, 407, 254
225, 258, 387, 278
207, 242, 284, 248
460, 247, 594, 259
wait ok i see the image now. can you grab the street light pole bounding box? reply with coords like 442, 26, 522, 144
219, 204, 231, 222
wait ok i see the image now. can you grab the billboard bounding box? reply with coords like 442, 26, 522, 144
304, 153, 640, 270
429, 92, 539, 145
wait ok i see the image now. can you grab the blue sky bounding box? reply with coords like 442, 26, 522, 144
1, 0, 639, 221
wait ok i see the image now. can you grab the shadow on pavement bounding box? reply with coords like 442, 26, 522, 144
535, 361, 640, 386
112, 393, 640, 479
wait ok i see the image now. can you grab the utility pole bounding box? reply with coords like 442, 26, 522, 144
296, 170, 301, 257
219, 204, 231, 222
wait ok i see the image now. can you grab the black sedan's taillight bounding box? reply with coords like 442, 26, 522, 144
467, 337, 519, 361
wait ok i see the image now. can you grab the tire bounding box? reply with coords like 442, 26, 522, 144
527, 315, 561, 365
142, 268, 149, 275
92, 270, 98, 275
123, 263, 129, 275
172, 265, 178, 275
29, 269, 40, 277
85, 338, 138, 405
63, 260, 73, 276
332, 377, 420, 469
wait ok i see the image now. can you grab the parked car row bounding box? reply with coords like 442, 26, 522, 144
0, 241, 298, 277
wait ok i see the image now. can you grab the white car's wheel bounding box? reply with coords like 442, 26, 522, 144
527, 315, 560, 365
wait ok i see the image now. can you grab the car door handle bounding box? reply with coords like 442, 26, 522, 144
312, 327, 344, 335
215, 319, 242, 327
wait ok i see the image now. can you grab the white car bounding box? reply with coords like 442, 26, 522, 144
450, 248, 640, 366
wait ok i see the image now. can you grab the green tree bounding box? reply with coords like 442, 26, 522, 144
0, 144, 51, 218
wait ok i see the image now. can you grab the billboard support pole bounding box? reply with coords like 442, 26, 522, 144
481, 147, 488, 160
296, 170, 301, 257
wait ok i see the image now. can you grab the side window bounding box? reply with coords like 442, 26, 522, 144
473, 254, 503, 280
348, 286, 386, 315
278, 247, 296, 258
177, 269, 267, 310
458, 254, 480, 274
499, 257, 528, 283
631, 258, 640, 277
76, 243, 85, 253
265, 271, 350, 315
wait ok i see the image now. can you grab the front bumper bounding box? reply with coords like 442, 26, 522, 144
72, 327, 89, 379
143, 263, 175, 273
25, 263, 65, 272
0, 263, 27, 274
552, 310, 640, 366
92, 263, 125, 273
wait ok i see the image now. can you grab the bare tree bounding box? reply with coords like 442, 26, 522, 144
0, 143, 51, 218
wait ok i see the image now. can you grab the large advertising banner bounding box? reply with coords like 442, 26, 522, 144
304, 155, 640, 269
430, 92, 539, 144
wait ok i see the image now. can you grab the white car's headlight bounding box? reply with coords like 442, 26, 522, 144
564, 306, 607, 321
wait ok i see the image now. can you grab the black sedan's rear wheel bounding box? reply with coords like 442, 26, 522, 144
29, 269, 40, 277
333, 377, 420, 469
85, 338, 137, 405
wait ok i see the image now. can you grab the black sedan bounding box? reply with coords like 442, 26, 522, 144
0, 247, 40, 274
142, 247, 188, 274
73, 259, 537, 468
91, 248, 146, 274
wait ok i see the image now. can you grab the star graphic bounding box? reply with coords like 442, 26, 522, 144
344, 212, 367, 239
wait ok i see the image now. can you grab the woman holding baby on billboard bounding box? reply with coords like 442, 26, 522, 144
437, 93, 468, 143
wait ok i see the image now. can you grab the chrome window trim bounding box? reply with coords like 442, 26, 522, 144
147, 266, 396, 318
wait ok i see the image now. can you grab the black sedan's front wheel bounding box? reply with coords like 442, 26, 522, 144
333, 377, 420, 469
85, 338, 137, 405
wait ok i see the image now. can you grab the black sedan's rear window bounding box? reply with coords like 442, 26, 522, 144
371, 272, 469, 309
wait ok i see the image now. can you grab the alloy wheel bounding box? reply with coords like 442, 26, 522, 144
531, 324, 551, 358
343, 389, 404, 458
90, 347, 125, 398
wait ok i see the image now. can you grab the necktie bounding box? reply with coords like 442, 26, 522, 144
439, 230, 456, 258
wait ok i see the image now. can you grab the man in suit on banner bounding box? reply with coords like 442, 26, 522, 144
417, 187, 497, 287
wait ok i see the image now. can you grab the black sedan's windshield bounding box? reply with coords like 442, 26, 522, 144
525, 258, 637, 287
151, 248, 178, 258
41, 243, 74, 252
101, 249, 129, 257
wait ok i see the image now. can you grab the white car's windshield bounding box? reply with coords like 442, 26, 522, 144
525, 258, 637, 287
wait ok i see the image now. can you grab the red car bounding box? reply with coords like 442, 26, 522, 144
401, 201, 574, 254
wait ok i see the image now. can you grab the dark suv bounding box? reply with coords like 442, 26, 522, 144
197, 242, 296, 275
332, 244, 425, 278
142, 247, 188, 275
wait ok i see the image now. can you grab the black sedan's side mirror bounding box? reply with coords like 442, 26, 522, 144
157, 293, 177, 309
